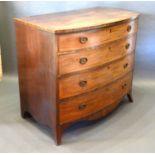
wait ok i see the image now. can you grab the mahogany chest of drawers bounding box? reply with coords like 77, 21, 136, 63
15, 7, 140, 145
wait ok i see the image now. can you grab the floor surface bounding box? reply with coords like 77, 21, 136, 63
0, 75, 155, 152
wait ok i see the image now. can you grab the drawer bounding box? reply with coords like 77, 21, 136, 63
58, 20, 138, 52
59, 72, 132, 124
59, 54, 134, 99
58, 35, 136, 75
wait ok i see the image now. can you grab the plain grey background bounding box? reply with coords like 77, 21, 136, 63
0, 1, 155, 83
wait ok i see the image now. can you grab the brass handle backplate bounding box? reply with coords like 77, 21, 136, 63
79, 80, 87, 87
80, 37, 88, 44
78, 104, 87, 110
79, 57, 88, 64
127, 25, 132, 32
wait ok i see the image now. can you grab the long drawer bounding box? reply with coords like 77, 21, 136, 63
59, 72, 132, 124
58, 34, 136, 75
58, 20, 138, 52
59, 54, 134, 99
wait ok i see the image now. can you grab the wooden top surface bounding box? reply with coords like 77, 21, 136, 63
15, 7, 140, 33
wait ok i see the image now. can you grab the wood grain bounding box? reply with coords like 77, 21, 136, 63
15, 20, 58, 132
84, 101, 121, 121
58, 20, 138, 52
15, 7, 139, 145
59, 54, 134, 99
15, 7, 139, 33
58, 34, 136, 75
59, 72, 132, 124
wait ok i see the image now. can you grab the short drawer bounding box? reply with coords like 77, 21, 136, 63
59, 72, 132, 124
59, 54, 134, 99
58, 34, 136, 75
58, 20, 138, 52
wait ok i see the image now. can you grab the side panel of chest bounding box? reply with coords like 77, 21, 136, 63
15, 21, 58, 129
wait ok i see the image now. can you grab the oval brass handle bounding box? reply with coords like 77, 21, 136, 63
127, 25, 132, 32
123, 63, 128, 69
125, 43, 130, 49
80, 37, 88, 44
122, 83, 127, 89
79, 57, 88, 64
79, 80, 87, 87
78, 104, 87, 110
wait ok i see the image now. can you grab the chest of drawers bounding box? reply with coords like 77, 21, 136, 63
15, 7, 140, 145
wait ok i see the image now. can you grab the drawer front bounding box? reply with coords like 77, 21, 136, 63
58, 35, 136, 75
59, 54, 134, 99
58, 20, 138, 52
59, 72, 132, 124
